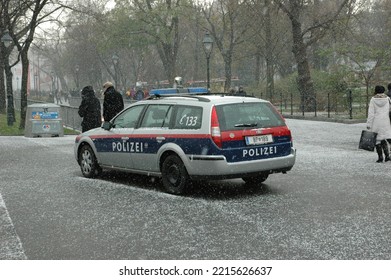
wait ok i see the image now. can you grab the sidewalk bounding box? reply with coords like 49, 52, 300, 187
283, 112, 366, 124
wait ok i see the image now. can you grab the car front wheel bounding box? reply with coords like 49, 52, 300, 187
161, 155, 189, 195
79, 145, 102, 178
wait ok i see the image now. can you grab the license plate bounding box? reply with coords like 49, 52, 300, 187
245, 134, 273, 145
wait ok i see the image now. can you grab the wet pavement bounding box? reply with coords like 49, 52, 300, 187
0, 119, 391, 260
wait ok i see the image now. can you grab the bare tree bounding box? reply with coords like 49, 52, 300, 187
202, 0, 252, 92
275, 0, 354, 111
333, 0, 391, 115
0, 3, 7, 115
1, 0, 32, 125
120, 0, 183, 84
3, 0, 69, 128
246, 0, 290, 100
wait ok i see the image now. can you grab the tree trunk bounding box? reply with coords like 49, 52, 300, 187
265, 0, 274, 101
155, 12, 179, 85
19, 48, 29, 129
0, 62, 6, 114
254, 50, 261, 87
193, 15, 200, 81
157, 42, 177, 85
223, 53, 232, 92
291, 18, 315, 112
4, 59, 15, 125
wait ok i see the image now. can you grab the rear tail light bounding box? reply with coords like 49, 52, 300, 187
282, 127, 292, 141
288, 129, 293, 141
210, 106, 222, 148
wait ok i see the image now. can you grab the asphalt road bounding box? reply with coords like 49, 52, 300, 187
0, 119, 390, 260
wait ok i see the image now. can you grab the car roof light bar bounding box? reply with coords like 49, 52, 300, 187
150, 87, 208, 95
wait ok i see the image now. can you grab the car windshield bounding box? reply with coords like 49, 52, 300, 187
216, 102, 285, 131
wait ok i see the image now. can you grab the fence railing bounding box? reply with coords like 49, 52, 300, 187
266, 89, 368, 122
13, 89, 368, 131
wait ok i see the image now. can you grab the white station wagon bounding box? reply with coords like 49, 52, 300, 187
74, 88, 296, 194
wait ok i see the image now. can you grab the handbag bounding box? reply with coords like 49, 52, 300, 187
358, 130, 377, 151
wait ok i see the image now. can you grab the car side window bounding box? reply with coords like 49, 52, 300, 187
139, 105, 172, 128
113, 105, 145, 128
173, 105, 202, 129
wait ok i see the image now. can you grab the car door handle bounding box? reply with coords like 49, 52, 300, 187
156, 136, 165, 142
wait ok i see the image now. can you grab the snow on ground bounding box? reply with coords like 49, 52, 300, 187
0, 193, 26, 260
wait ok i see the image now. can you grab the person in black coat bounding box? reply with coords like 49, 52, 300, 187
102, 81, 124, 122
234, 86, 246, 96
387, 83, 391, 99
78, 86, 102, 132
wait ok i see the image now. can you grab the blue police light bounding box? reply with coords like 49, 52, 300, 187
150, 87, 208, 95
188, 87, 209, 94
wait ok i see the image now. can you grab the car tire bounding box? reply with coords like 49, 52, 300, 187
242, 172, 269, 185
79, 145, 102, 178
161, 155, 189, 195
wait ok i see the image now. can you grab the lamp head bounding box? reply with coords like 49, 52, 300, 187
1, 31, 13, 48
202, 31, 214, 56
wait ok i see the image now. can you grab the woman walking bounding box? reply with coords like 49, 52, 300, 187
78, 85, 102, 132
366, 85, 391, 162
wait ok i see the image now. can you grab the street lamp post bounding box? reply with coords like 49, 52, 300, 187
34, 71, 38, 97
202, 31, 214, 90
89, 67, 94, 85
1, 30, 15, 126
75, 65, 80, 90
51, 71, 56, 102
112, 54, 119, 88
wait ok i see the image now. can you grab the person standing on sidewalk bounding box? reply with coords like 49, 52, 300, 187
387, 83, 391, 99
366, 85, 391, 162
78, 85, 102, 132
102, 81, 124, 122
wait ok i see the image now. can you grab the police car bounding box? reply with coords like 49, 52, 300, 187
74, 87, 296, 194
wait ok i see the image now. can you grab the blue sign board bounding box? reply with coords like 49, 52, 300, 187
32, 111, 59, 120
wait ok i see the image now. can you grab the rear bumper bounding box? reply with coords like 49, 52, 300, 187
185, 148, 296, 179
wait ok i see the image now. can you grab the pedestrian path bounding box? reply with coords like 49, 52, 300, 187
54, 96, 70, 106
0, 193, 26, 260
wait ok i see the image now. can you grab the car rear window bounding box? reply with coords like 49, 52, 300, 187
216, 102, 285, 131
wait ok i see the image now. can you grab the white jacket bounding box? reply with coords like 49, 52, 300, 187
366, 93, 391, 143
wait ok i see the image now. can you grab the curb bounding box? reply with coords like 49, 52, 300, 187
282, 114, 366, 124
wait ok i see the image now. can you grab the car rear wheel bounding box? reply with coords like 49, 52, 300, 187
242, 172, 269, 185
79, 145, 102, 178
161, 155, 189, 195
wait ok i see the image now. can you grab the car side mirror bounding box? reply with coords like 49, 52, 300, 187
102, 121, 112, 130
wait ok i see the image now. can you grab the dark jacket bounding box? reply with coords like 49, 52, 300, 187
103, 86, 124, 121
235, 88, 246, 96
78, 86, 102, 132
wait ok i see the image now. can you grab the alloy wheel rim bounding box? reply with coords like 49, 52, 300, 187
81, 151, 92, 174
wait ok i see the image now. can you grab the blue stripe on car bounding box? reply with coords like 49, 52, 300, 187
91, 135, 292, 163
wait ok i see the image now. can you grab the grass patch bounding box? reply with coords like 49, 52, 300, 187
0, 112, 24, 136
64, 127, 79, 135
0, 112, 79, 136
